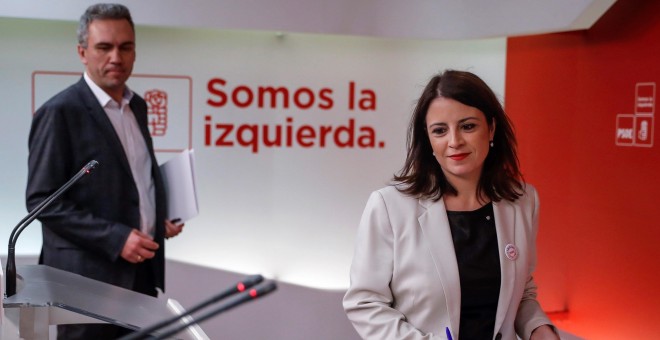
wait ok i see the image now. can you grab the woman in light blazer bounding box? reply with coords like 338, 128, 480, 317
343, 70, 559, 340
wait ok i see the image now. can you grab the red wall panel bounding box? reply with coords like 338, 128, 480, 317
506, 0, 660, 338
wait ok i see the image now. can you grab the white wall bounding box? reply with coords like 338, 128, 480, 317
0, 17, 505, 292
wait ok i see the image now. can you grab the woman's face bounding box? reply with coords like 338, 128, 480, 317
425, 97, 494, 185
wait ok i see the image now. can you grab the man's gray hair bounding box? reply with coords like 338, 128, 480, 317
77, 3, 134, 48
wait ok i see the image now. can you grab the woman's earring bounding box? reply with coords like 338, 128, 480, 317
489, 141, 494, 148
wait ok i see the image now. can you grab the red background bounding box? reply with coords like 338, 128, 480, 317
506, 0, 660, 337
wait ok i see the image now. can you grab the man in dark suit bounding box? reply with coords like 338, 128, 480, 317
26, 3, 183, 339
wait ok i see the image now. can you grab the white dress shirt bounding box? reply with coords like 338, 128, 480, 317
84, 72, 156, 237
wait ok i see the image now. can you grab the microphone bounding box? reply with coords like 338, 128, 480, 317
5, 160, 99, 297
119, 274, 265, 340
118, 277, 277, 340
151, 281, 278, 340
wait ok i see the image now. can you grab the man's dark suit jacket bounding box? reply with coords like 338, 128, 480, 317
26, 77, 167, 292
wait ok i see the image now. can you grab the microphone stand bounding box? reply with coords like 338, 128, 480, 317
118, 278, 277, 340
151, 281, 278, 340
118, 274, 265, 340
5, 160, 99, 297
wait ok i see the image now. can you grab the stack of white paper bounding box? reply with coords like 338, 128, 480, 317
159, 149, 199, 222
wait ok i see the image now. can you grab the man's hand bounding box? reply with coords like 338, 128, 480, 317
165, 219, 184, 239
121, 229, 159, 263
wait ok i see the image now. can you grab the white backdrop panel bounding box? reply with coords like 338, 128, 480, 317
0, 17, 505, 289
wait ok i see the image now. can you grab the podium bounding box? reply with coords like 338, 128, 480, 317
2, 264, 208, 340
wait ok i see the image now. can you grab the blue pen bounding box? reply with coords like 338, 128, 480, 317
445, 327, 453, 340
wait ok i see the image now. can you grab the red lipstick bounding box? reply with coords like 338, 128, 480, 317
448, 153, 469, 161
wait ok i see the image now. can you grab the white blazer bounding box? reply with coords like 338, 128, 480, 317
343, 184, 553, 340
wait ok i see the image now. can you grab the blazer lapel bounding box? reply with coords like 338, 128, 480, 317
492, 200, 517, 334
417, 198, 461, 337
76, 79, 133, 178
131, 98, 152, 151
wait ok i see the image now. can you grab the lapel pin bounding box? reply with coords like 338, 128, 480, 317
505, 244, 518, 260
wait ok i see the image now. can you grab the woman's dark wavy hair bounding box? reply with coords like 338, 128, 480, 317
393, 70, 524, 202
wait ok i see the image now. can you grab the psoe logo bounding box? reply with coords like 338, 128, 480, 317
32, 71, 193, 153
615, 115, 634, 146
615, 82, 655, 148
145, 89, 168, 137
128, 75, 193, 153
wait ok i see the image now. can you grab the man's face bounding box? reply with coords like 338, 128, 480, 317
78, 19, 135, 100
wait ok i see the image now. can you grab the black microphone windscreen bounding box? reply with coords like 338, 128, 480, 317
84, 160, 99, 172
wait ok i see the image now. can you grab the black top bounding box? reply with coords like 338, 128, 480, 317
447, 202, 501, 340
